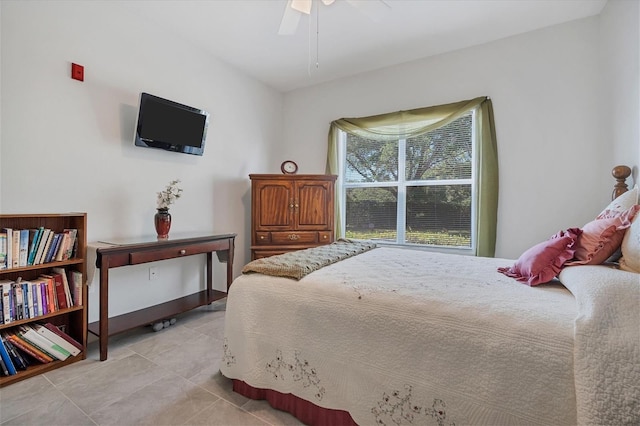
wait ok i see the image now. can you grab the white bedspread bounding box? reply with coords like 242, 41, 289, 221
558, 265, 640, 426
221, 247, 587, 425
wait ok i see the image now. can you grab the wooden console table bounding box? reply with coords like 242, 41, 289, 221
88, 233, 235, 361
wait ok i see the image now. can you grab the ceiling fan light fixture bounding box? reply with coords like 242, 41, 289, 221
322, 0, 336, 5
291, 0, 312, 15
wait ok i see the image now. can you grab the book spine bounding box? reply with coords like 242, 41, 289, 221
34, 230, 52, 265
0, 334, 17, 375
7, 334, 53, 363
4, 229, 12, 270
31, 282, 39, 317
27, 227, 43, 266
0, 353, 8, 376
52, 273, 68, 310
39, 282, 48, 315
54, 232, 69, 262
11, 229, 20, 268
43, 233, 60, 264
13, 282, 23, 320
1, 335, 28, 370
64, 229, 78, 260
24, 282, 35, 319
34, 281, 43, 316
0, 232, 7, 270
18, 229, 29, 267
43, 323, 83, 351
71, 270, 83, 307
34, 325, 80, 356
18, 327, 70, 361
2, 282, 12, 323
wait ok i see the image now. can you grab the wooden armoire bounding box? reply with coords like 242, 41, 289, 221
250, 174, 337, 259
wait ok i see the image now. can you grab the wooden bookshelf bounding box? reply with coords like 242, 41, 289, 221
0, 213, 87, 387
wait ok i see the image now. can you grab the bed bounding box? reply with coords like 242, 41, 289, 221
220, 168, 639, 426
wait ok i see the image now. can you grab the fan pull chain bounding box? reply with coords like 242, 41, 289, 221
307, 0, 320, 76
316, 1, 320, 69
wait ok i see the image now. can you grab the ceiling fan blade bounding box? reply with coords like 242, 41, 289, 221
345, 0, 390, 22
291, 0, 312, 15
278, 0, 303, 35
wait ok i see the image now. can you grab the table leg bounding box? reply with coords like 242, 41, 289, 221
99, 260, 109, 361
206, 251, 213, 302
226, 238, 234, 291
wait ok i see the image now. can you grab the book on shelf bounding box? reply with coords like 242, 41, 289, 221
38, 275, 57, 313
1, 280, 12, 324
54, 230, 69, 261
0, 352, 8, 376
33, 229, 52, 265
63, 229, 78, 260
0, 231, 7, 270
16, 325, 70, 361
50, 272, 68, 310
1, 335, 29, 370
0, 333, 17, 375
38, 279, 48, 315
11, 229, 20, 268
42, 323, 82, 352
25, 281, 35, 318
51, 267, 72, 308
18, 229, 29, 267
29, 281, 42, 318
69, 270, 83, 307
34, 324, 80, 356
34, 278, 45, 316
5, 333, 54, 364
43, 233, 60, 264
1, 228, 12, 270
13, 281, 25, 321
27, 227, 44, 266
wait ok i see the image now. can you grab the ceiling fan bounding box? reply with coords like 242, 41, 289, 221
278, 0, 390, 35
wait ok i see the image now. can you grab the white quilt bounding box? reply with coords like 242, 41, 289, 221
558, 265, 640, 426
222, 247, 586, 425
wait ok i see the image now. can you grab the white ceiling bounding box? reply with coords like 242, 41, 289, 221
120, 0, 607, 93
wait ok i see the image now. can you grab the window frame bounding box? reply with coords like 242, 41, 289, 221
337, 109, 478, 253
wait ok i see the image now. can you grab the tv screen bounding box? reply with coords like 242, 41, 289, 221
134, 92, 209, 156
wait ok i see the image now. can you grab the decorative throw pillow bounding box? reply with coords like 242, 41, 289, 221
598, 185, 638, 217
619, 212, 640, 273
498, 228, 581, 286
566, 205, 640, 266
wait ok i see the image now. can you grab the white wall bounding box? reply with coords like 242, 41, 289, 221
0, 1, 283, 322
600, 0, 640, 183
283, 10, 638, 259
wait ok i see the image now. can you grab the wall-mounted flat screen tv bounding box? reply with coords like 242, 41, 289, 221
134, 92, 209, 156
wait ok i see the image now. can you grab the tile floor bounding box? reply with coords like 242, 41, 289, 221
0, 300, 303, 425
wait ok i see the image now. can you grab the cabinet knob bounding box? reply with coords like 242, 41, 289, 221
260, 235, 265, 240
179, 249, 186, 255
323, 235, 328, 239
289, 204, 294, 209
294, 204, 299, 209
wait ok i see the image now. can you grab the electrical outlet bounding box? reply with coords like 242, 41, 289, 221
149, 267, 158, 280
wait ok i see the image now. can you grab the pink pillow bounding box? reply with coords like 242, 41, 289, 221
498, 228, 581, 286
567, 205, 640, 266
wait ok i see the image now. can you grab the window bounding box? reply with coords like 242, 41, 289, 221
327, 97, 498, 257
339, 111, 475, 251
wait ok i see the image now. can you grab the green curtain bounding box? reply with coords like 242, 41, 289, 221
326, 96, 499, 257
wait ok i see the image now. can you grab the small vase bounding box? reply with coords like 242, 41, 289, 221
154, 208, 171, 239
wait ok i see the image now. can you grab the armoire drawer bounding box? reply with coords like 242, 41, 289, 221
270, 231, 319, 244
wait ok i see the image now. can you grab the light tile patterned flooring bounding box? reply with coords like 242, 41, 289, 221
0, 300, 302, 425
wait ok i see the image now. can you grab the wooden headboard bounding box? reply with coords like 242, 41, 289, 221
612, 165, 631, 199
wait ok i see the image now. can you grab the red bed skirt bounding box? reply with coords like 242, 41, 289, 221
232, 379, 357, 426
